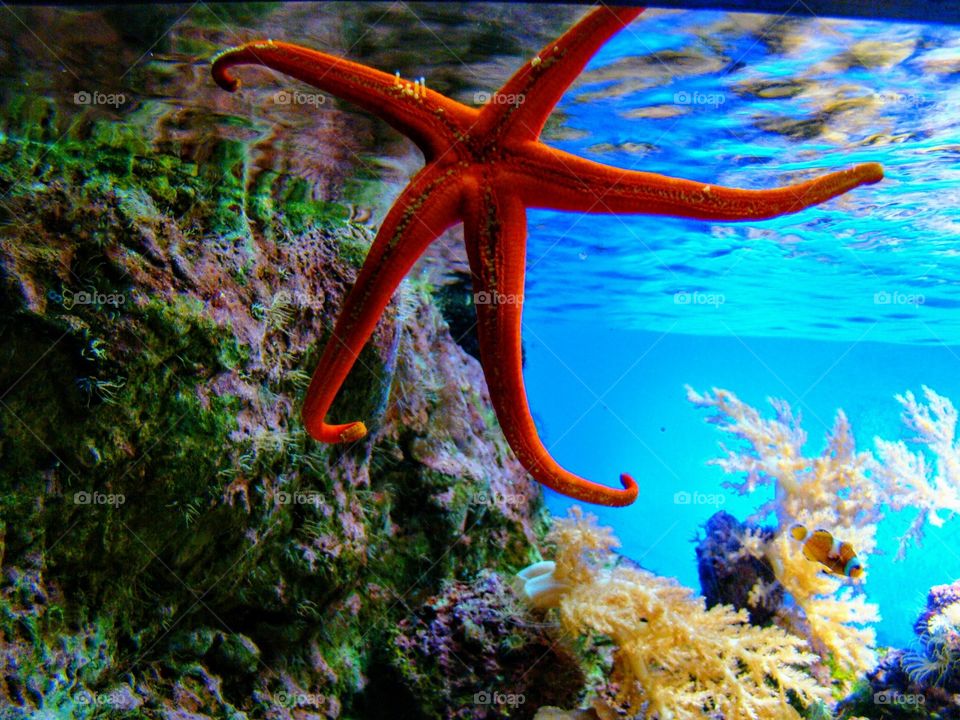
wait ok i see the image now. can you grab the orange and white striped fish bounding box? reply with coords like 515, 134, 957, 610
790, 525, 863, 579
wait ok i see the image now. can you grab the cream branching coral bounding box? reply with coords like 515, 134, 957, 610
520, 510, 830, 720
687, 385, 960, 679
873, 386, 960, 557
686, 386, 881, 676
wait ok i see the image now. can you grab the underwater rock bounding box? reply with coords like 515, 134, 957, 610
838, 579, 960, 719
915, 580, 960, 637
695, 511, 782, 625
433, 270, 483, 361
836, 646, 951, 720
384, 570, 585, 719
208, 633, 261, 677
902, 580, 960, 693
533, 709, 599, 720
433, 270, 527, 369
0, 14, 549, 716
0, 151, 545, 715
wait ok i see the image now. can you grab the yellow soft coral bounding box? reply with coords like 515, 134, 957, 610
519, 510, 830, 720
687, 386, 881, 677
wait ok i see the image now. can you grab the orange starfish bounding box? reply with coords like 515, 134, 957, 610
212, 6, 882, 507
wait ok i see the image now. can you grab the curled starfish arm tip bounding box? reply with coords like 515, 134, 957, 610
302, 413, 368, 444
211, 49, 245, 92
298, 169, 460, 450
209, 39, 478, 160
542, 471, 639, 507
595, 473, 640, 507
340, 422, 368, 443
516, 460, 639, 506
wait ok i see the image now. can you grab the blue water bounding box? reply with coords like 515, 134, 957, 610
523, 9, 960, 649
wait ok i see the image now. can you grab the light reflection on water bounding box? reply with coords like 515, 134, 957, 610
527, 9, 960, 347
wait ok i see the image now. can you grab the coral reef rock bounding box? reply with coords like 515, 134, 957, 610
385, 570, 585, 719
0, 9, 551, 711
696, 510, 782, 625
838, 579, 960, 719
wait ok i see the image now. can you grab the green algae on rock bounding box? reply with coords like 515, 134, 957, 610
0, 3, 619, 716
0, 93, 552, 717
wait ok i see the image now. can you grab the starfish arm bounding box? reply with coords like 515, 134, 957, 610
302, 165, 464, 443
462, 175, 639, 507
516, 143, 884, 220
212, 40, 477, 161
476, 7, 644, 144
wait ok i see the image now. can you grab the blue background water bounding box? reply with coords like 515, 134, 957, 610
522, 9, 960, 649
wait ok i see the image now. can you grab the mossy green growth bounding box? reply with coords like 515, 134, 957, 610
826, 651, 863, 698
0, 96, 358, 712
0, 95, 352, 251
0, 73, 543, 715
187, 2, 277, 28
0, 574, 119, 719
275, 176, 351, 235
0, 287, 247, 638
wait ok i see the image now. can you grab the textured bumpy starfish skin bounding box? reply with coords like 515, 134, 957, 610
212, 6, 883, 507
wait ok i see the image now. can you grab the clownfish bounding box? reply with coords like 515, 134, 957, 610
790, 525, 863, 579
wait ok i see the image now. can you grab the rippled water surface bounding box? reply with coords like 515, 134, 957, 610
528, 10, 960, 345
